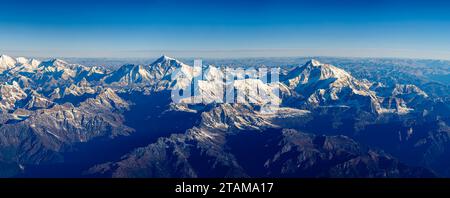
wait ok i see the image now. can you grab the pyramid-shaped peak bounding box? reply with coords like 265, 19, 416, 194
151, 55, 184, 66
306, 59, 323, 67
161, 55, 174, 60
49, 58, 67, 64
155, 55, 174, 62
0, 54, 17, 70
0, 54, 14, 59
285, 59, 354, 83
0, 54, 16, 63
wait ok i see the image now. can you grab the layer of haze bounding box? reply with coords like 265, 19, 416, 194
1, 0, 450, 59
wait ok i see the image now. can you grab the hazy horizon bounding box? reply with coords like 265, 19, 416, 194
1, 0, 450, 60
2, 48, 450, 61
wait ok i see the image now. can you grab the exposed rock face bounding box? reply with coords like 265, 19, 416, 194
0, 54, 447, 178
86, 102, 434, 178
0, 81, 27, 111
283, 59, 382, 114
87, 128, 433, 178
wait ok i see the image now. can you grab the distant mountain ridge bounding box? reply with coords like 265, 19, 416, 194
0, 54, 447, 178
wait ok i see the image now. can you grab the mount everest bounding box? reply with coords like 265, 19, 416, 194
0, 54, 448, 178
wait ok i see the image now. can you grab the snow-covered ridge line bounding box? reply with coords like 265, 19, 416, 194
0, 54, 429, 116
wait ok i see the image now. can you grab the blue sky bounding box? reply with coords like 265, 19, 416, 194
1, 0, 450, 59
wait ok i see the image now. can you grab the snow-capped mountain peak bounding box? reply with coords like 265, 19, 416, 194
0, 54, 16, 64
103, 56, 194, 87
0, 54, 17, 72
39, 58, 68, 67
103, 64, 152, 85
150, 55, 189, 69
15, 57, 41, 68
283, 59, 382, 113
15, 57, 29, 64
308, 59, 323, 67
392, 84, 428, 98
153, 55, 176, 64
0, 54, 446, 178
24, 90, 54, 110
285, 59, 354, 88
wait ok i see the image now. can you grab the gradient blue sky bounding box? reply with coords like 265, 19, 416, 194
1, 0, 450, 59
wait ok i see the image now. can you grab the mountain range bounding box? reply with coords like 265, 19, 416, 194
0, 54, 448, 178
